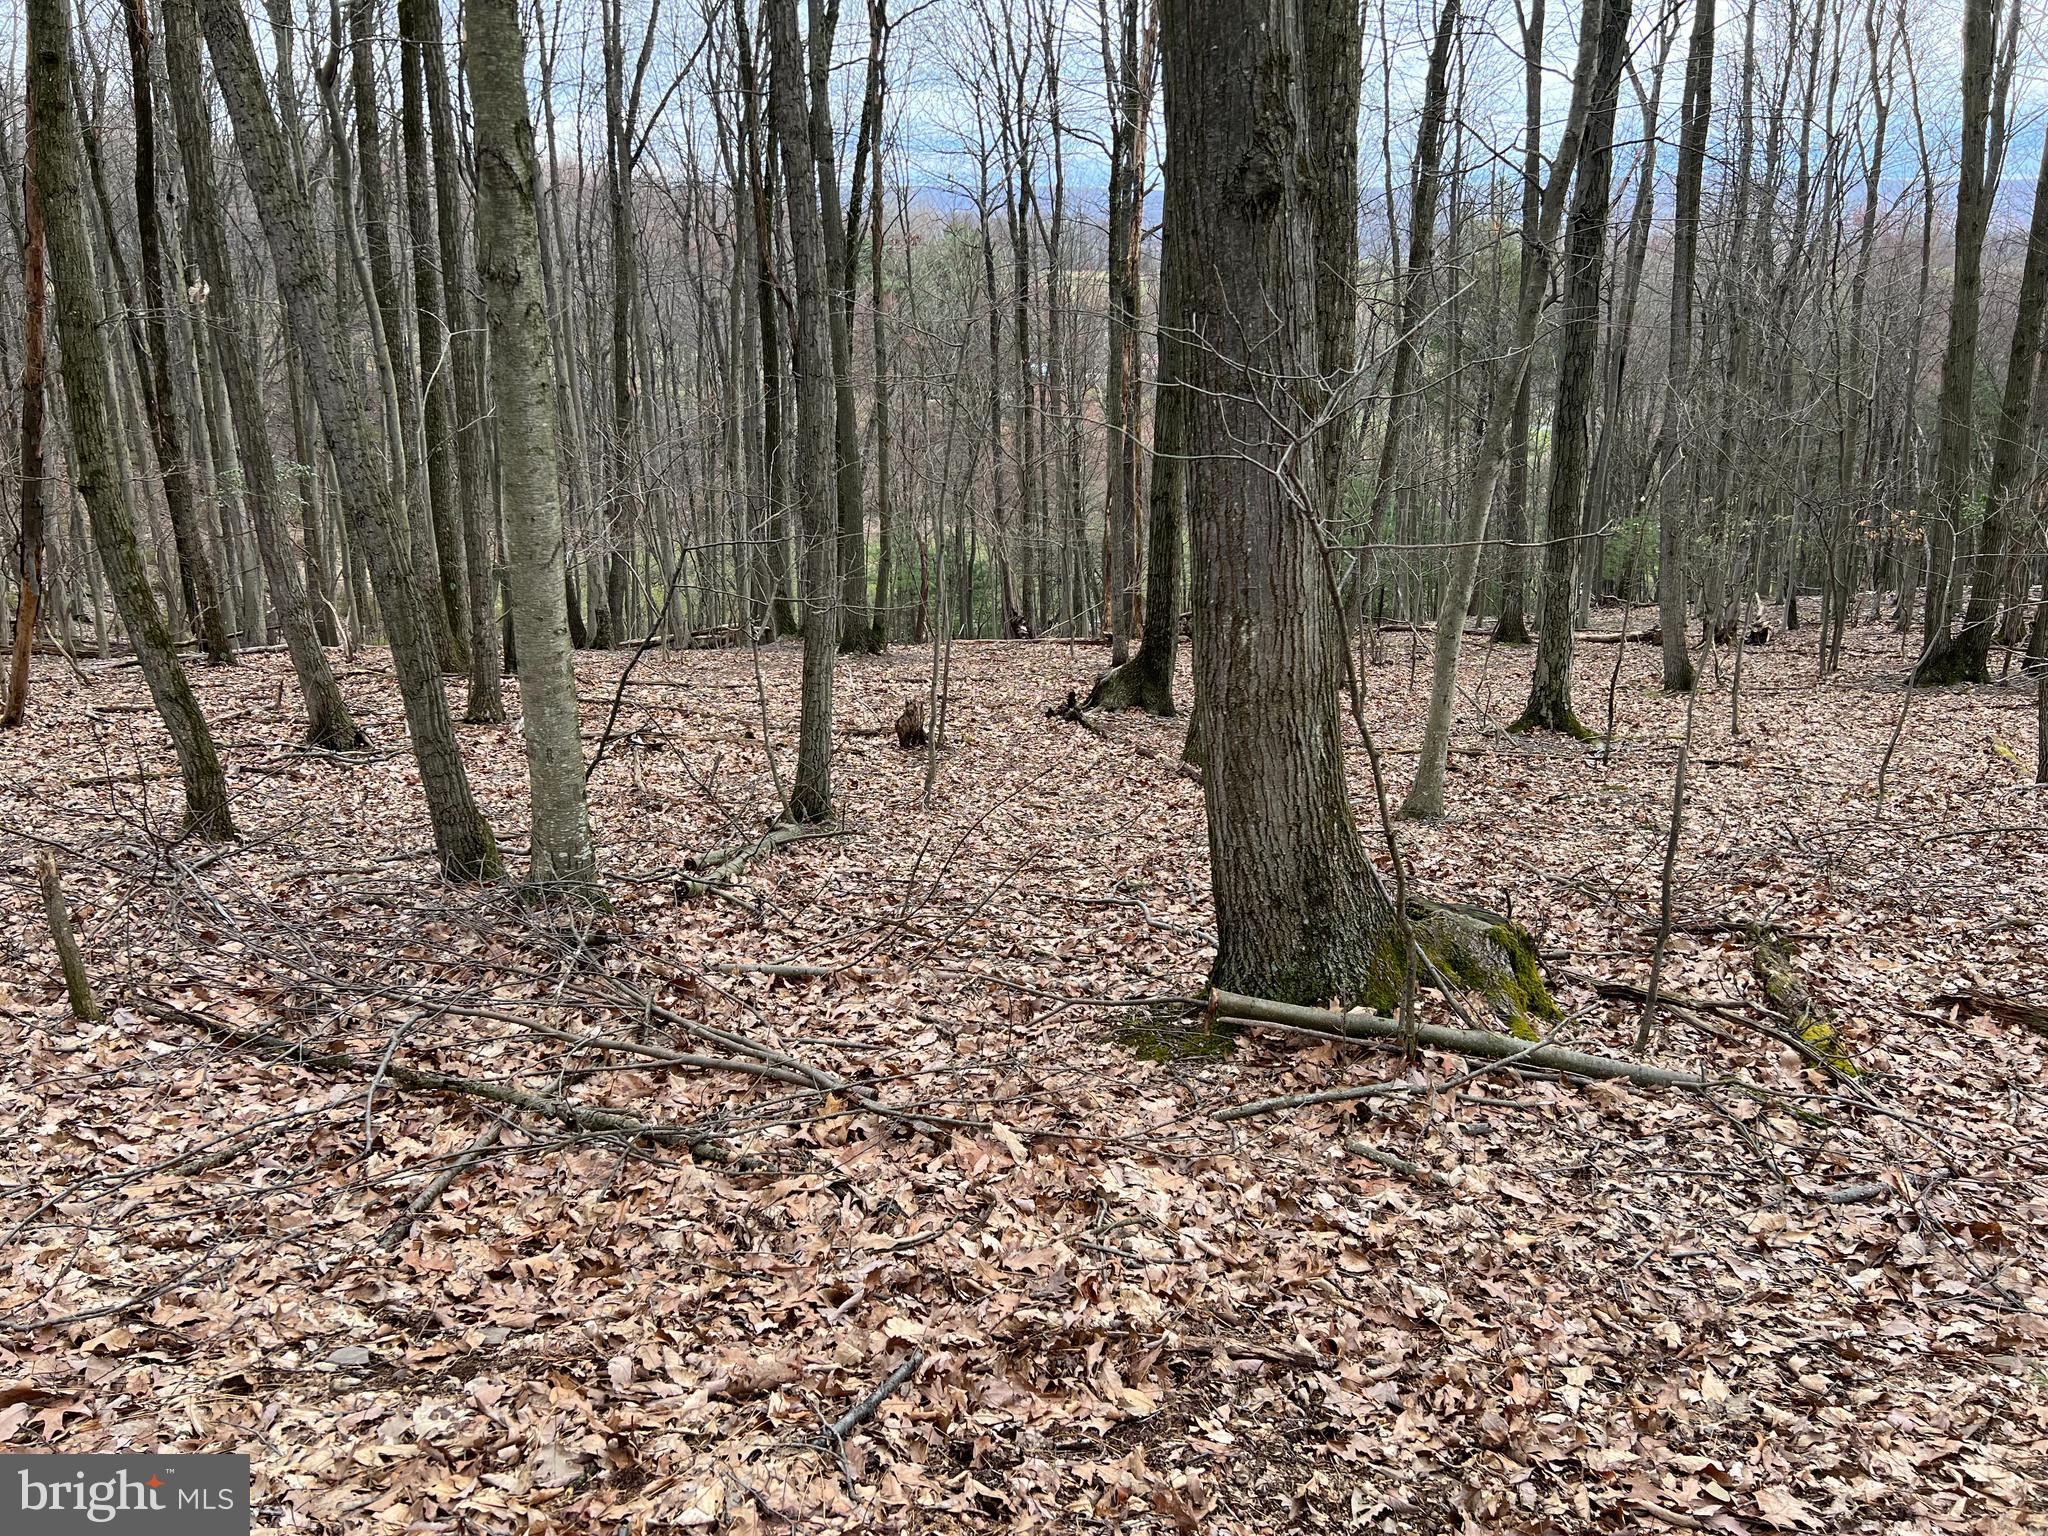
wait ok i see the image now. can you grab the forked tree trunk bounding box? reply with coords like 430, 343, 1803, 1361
198, 0, 500, 881
28, 0, 234, 838
466, 0, 599, 894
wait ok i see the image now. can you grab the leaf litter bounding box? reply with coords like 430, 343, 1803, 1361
2, 623, 2044, 1533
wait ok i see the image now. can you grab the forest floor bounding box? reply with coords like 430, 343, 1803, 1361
3, 617, 2046, 1534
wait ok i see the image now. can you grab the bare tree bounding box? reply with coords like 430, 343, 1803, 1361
28, 0, 234, 837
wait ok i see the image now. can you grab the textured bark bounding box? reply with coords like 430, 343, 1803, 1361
467, 0, 598, 893
1101, 0, 1155, 665
29, 0, 234, 838
767, 0, 838, 823
199, 0, 500, 880
1514, 0, 1631, 739
1170, 0, 1393, 1004
160, 0, 362, 750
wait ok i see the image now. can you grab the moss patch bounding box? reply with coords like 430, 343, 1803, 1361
1115, 1004, 1236, 1063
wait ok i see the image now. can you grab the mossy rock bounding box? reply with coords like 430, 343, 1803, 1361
1408, 900, 1561, 1040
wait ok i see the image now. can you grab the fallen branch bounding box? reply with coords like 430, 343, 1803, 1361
1933, 988, 2048, 1038
1342, 1138, 1453, 1188
677, 823, 823, 898
824, 1350, 924, 1446
1210, 989, 1709, 1089
1216, 1082, 1411, 1121
1563, 965, 1851, 1077
382, 1124, 503, 1247
1812, 1180, 1888, 1206
133, 996, 740, 1160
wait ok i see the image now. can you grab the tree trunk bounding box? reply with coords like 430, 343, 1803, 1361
199, 0, 500, 881
1917, 0, 1997, 684
767, 0, 838, 823
407, 0, 505, 721
1948, 121, 2048, 679
467, 0, 599, 894
161, 0, 362, 749
1171, 0, 1394, 1003
1513, 0, 1632, 738
1086, 138, 1185, 718
29, 0, 234, 837
1491, 0, 1544, 649
3, 89, 46, 729
1655, 0, 1714, 692
398, 0, 473, 674
123, 0, 233, 665
1398, 0, 1610, 818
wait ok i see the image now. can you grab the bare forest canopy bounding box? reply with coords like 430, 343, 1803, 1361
3, 0, 2047, 1529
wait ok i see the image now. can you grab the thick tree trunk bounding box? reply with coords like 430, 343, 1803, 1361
1171, 0, 1394, 1003
199, 0, 500, 881
467, 0, 598, 894
29, 0, 234, 837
